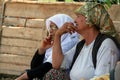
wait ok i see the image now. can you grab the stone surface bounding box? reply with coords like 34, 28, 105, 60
108, 5, 120, 21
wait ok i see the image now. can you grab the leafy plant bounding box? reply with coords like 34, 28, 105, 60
68, 0, 119, 7
97, 0, 120, 7
83, 0, 120, 8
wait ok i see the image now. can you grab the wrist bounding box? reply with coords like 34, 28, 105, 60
38, 48, 46, 54
55, 31, 63, 38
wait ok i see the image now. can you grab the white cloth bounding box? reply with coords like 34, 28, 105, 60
43, 14, 80, 63
63, 38, 119, 80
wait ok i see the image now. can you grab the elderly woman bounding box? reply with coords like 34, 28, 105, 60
43, 2, 120, 80
15, 14, 79, 80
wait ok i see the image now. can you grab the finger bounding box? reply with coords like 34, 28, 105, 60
68, 23, 76, 29
66, 27, 75, 34
66, 25, 76, 33
51, 41, 54, 45
67, 26, 75, 32
43, 38, 48, 43
44, 37, 51, 43
46, 35, 53, 41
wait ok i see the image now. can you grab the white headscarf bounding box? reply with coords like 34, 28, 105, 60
43, 14, 80, 63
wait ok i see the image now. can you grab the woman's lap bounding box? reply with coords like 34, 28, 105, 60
43, 68, 70, 80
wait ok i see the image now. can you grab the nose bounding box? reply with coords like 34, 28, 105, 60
49, 29, 54, 35
49, 30, 52, 34
74, 21, 77, 24
49, 29, 53, 33
74, 19, 77, 23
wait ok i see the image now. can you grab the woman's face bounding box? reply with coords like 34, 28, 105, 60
48, 21, 58, 39
74, 14, 88, 33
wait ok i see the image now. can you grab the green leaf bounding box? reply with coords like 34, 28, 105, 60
65, 0, 73, 2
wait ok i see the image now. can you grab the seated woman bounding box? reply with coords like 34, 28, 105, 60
43, 2, 120, 80
15, 14, 80, 80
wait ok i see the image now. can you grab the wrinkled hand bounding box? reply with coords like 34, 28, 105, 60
56, 22, 77, 36
40, 35, 53, 50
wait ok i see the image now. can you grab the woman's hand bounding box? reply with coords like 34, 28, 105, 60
55, 22, 77, 36
41, 35, 53, 49
39, 35, 53, 54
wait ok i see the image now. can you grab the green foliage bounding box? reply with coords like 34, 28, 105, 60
65, 0, 73, 2
85, 0, 120, 7
99, 0, 120, 7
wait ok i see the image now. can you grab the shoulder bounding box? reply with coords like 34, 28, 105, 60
102, 38, 117, 47
99, 38, 119, 53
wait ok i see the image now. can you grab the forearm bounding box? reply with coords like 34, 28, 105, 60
52, 22, 76, 69
15, 72, 28, 80
52, 33, 64, 69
